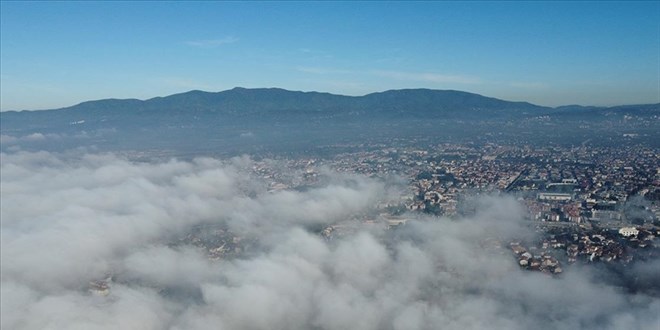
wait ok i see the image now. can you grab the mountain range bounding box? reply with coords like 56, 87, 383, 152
1, 88, 658, 154
3, 87, 658, 123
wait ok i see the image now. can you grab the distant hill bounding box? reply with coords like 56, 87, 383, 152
0, 88, 553, 131
359, 89, 546, 116
1, 88, 658, 154
551, 103, 660, 118
3, 87, 550, 116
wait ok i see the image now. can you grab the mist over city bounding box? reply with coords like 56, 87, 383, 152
1, 2, 659, 330
3, 151, 658, 330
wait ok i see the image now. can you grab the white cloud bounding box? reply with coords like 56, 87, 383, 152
373, 70, 482, 85
0, 132, 61, 145
23, 133, 46, 141
185, 36, 239, 48
508, 81, 548, 90
156, 77, 226, 92
1, 151, 658, 330
0, 134, 18, 144
296, 66, 352, 75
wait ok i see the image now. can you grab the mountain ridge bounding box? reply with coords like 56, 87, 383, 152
2, 87, 658, 154
3, 87, 658, 114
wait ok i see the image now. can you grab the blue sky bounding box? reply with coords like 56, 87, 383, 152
1, 1, 659, 110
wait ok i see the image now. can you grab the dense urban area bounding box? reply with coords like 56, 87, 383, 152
88, 139, 660, 296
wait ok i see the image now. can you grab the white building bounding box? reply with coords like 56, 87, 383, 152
538, 192, 572, 201
619, 227, 639, 237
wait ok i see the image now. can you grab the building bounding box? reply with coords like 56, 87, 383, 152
538, 192, 572, 201
618, 227, 639, 237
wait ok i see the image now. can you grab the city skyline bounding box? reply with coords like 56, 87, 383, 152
1, 1, 659, 111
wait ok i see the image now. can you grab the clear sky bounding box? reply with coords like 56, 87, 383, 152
1, 1, 659, 110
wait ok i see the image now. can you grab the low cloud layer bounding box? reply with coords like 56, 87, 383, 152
1, 151, 658, 330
